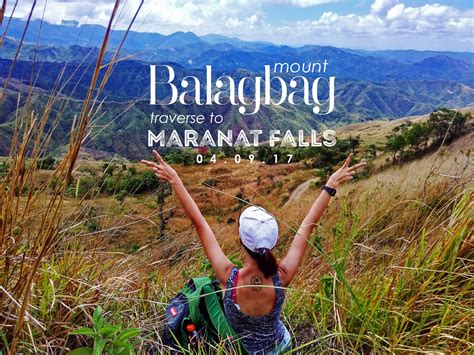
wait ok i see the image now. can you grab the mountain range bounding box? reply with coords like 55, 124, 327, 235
0, 17, 473, 158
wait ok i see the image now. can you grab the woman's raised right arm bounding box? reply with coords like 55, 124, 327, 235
141, 150, 234, 285
278, 154, 365, 287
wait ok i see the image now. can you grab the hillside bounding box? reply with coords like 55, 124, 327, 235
4, 108, 470, 254
337, 106, 474, 145
1, 111, 472, 353
0, 79, 472, 159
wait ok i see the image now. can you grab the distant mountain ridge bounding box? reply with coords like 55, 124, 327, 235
1, 16, 474, 159
1, 17, 473, 85
1, 57, 473, 110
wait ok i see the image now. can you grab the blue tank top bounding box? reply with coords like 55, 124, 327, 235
223, 267, 286, 354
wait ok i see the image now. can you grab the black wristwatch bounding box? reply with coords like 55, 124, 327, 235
322, 185, 337, 196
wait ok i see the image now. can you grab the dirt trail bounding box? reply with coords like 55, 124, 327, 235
284, 178, 319, 206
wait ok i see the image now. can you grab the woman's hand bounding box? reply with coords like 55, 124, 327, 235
326, 153, 366, 189
141, 150, 180, 186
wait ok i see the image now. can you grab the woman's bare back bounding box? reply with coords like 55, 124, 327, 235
232, 267, 279, 316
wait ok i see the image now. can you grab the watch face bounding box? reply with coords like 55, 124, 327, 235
324, 186, 336, 195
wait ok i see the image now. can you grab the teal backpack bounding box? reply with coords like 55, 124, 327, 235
162, 277, 246, 353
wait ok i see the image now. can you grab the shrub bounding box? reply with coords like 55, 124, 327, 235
37, 156, 56, 170
203, 178, 218, 187
76, 176, 97, 198
0, 161, 10, 178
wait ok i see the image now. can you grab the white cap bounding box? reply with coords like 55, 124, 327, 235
239, 206, 278, 253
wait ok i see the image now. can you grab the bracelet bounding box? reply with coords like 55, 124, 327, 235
322, 185, 337, 196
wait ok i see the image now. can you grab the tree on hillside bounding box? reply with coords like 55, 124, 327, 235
37, 157, 56, 170
419, 121, 433, 152
404, 123, 426, 154
348, 135, 361, 154
102, 162, 116, 176
429, 108, 470, 145
384, 108, 471, 163
386, 134, 406, 162
256, 145, 275, 165
0, 162, 9, 178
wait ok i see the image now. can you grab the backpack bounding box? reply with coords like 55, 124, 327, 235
162, 276, 246, 354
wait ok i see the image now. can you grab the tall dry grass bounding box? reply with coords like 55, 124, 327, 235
276, 133, 473, 352
0, 2, 472, 354
0, 2, 152, 353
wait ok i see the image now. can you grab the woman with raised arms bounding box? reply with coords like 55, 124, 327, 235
141, 151, 366, 354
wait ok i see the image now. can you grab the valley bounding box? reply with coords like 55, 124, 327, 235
0, 13, 473, 354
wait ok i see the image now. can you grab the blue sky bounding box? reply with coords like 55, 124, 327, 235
7, 0, 474, 51
262, 0, 474, 24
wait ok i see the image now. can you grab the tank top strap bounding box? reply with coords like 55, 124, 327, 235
224, 267, 239, 299
272, 272, 285, 304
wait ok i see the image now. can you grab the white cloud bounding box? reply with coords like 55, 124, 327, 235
275, 0, 338, 8
371, 0, 399, 16
225, 17, 245, 29
4, 0, 474, 51
276, 1, 473, 49
386, 4, 405, 20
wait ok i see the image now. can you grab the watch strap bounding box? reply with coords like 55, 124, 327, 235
323, 185, 337, 196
